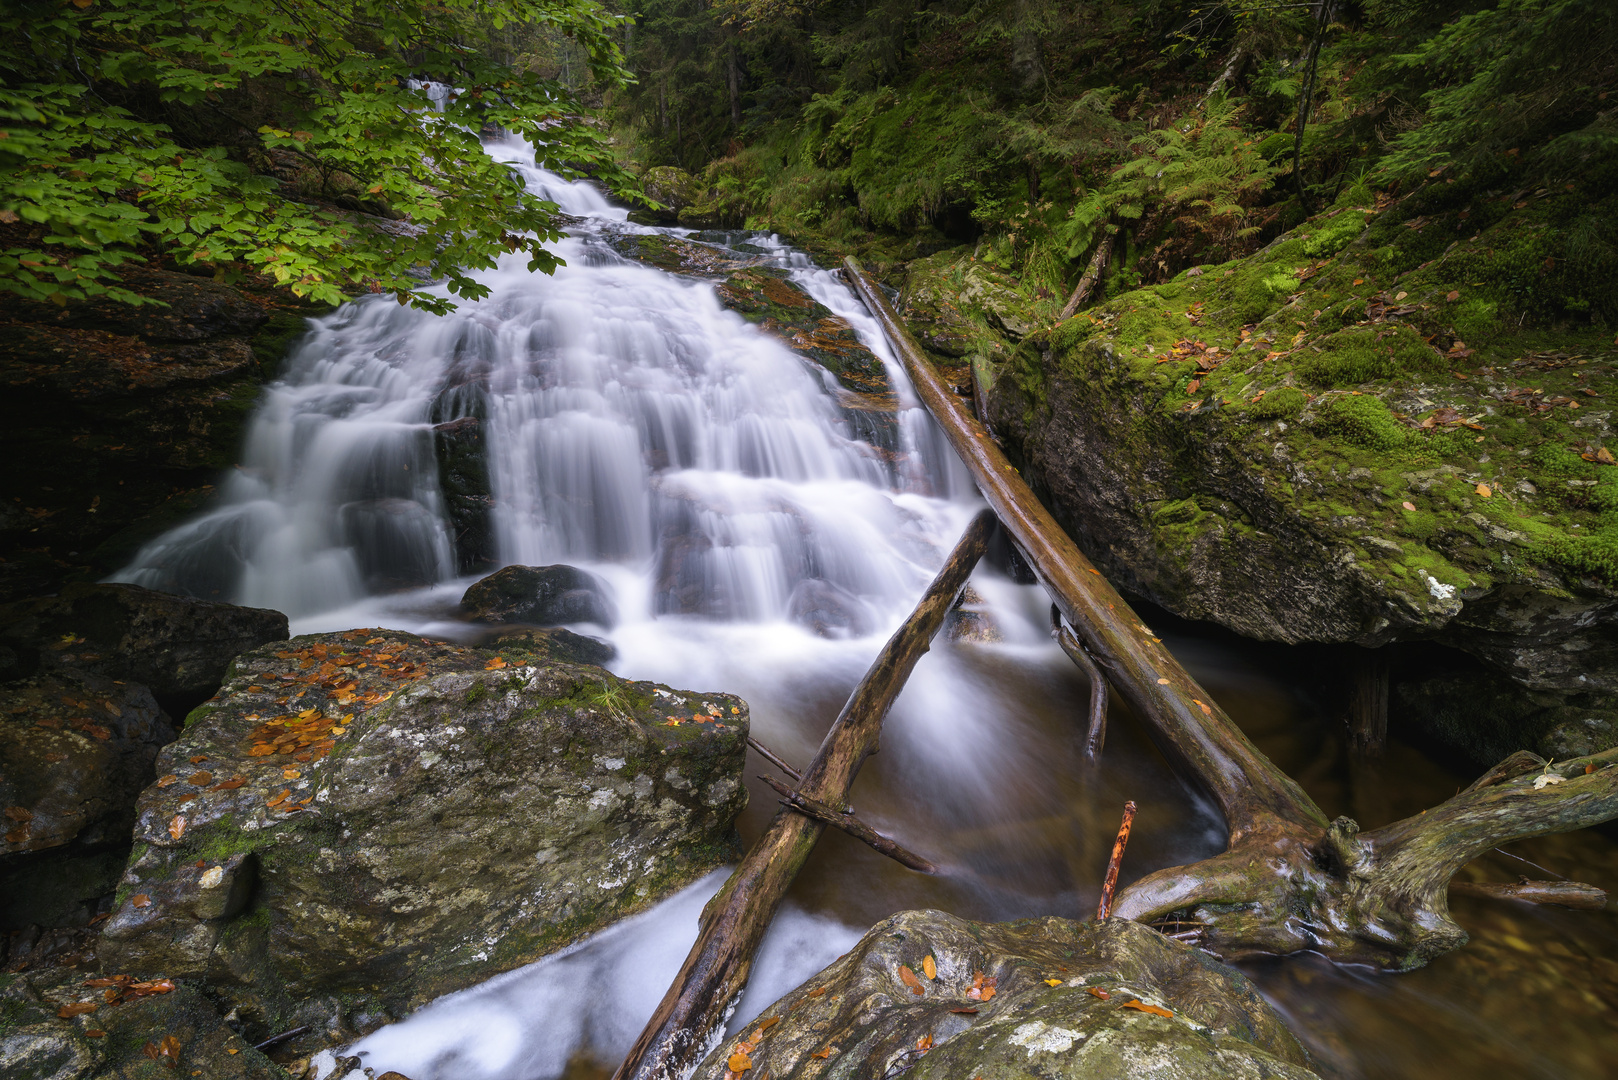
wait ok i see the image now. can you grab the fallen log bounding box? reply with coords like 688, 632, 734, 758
1058, 224, 1117, 321
844, 256, 1618, 970
758, 773, 939, 873
1450, 877, 1609, 910
613, 508, 995, 1080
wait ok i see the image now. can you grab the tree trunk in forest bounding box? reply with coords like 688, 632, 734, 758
1059, 225, 1116, 320
611, 509, 995, 1080
844, 256, 1618, 971
727, 41, 742, 128
1292, 0, 1334, 208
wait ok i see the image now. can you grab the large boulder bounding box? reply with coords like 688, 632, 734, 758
0, 582, 289, 704
694, 910, 1318, 1080
97, 629, 749, 1015
462, 563, 618, 628
603, 231, 764, 277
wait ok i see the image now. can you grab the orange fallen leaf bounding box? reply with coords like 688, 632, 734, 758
485, 657, 508, 670
248, 744, 276, 757
58, 1003, 99, 1017
1156, 678, 1168, 685
1586, 763, 1597, 775
1447, 290, 1461, 302
1044, 978, 1063, 987
189, 755, 209, 765
168, 814, 187, 840
1598, 447, 1616, 465
811, 1047, 833, 1060
1087, 986, 1110, 1000
915, 1034, 934, 1051
131, 894, 152, 908
212, 777, 246, 790
1121, 999, 1174, 1018
757, 1016, 780, 1033
1402, 501, 1418, 512
1476, 483, 1492, 497
807, 986, 827, 998
950, 1007, 979, 1015
898, 965, 925, 995
188, 771, 213, 787
980, 986, 996, 1001
922, 955, 937, 980
156, 774, 179, 788
727, 1052, 752, 1073
1193, 699, 1212, 716
266, 789, 291, 808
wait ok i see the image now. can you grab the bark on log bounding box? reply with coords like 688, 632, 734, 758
1450, 878, 1609, 910
612, 509, 994, 1080
1058, 225, 1117, 321
758, 773, 939, 873
844, 256, 1618, 970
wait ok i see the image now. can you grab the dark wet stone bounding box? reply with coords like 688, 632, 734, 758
0, 583, 288, 702
461, 564, 617, 628
432, 417, 496, 576
482, 626, 617, 666
787, 578, 873, 639
715, 268, 890, 395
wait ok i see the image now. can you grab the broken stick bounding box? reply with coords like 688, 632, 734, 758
1097, 801, 1138, 920
1449, 878, 1608, 910
612, 508, 995, 1080
1051, 605, 1108, 761
758, 773, 938, 873
747, 735, 803, 782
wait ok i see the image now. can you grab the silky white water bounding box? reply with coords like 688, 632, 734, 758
113, 139, 1230, 1080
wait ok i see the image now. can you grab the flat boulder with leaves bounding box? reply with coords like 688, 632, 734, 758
98, 629, 749, 1020
692, 910, 1318, 1080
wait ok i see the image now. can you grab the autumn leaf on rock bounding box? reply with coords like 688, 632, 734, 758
486, 656, 508, 670
727, 1052, 752, 1073
1120, 999, 1173, 1017
1087, 987, 1110, 1000
188, 771, 213, 786
1044, 978, 1063, 987
58, 1003, 99, 1017
811, 1047, 833, 1060
898, 964, 925, 995
922, 955, 937, 980
168, 814, 186, 840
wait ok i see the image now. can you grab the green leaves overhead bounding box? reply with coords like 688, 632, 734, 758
0, 0, 634, 313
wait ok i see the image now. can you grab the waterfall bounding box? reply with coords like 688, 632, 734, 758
112, 137, 978, 637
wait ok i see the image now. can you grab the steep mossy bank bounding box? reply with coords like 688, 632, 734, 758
949, 180, 1618, 727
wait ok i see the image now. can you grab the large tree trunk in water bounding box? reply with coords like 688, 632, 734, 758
844, 256, 1618, 971
612, 510, 995, 1080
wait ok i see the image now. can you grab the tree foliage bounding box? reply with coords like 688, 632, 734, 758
0, 0, 633, 313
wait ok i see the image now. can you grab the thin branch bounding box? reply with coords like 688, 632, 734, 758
757, 773, 938, 874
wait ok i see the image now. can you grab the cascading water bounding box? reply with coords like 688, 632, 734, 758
109, 138, 1616, 1080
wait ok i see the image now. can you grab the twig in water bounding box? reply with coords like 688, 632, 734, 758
1491, 846, 1569, 881
758, 773, 938, 873
253, 1025, 309, 1051
1097, 801, 1138, 920
747, 736, 802, 782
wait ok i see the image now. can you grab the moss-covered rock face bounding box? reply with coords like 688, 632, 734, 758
691, 910, 1318, 1080
97, 630, 748, 1014
603, 231, 764, 276
977, 189, 1618, 691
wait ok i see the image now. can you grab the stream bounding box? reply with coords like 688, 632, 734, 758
113, 140, 1618, 1080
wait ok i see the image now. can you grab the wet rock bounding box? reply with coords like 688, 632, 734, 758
0, 267, 330, 604
481, 626, 617, 666
693, 910, 1318, 1080
603, 232, 762, 277
0, 968, 286, 1079
432, 417, 496, 575
0, 582, 289, 704
787, 579, 874, 639
716, 268, 890, 395
945, 585, 1003, 643
97, 630, 748, 1012
901, 250, 1034, 359
461, 564, 618, 628
0, 669, 174, 931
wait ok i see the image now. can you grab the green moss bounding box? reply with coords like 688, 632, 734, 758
1247, 386, 1307, 420
1296, 326, 1442, 388
1300, 215, 1364, 259
1313, 394, 1409, 452
465, 681, 489, 706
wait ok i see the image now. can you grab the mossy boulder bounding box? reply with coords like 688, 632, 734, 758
603, 231, 764, 276
97, 629, 748, 1016
692, 910, 1318, 1080
635, 166, 704, 224
462, 563, 618, 628
716, 267, 890, 395
976, 189, 1618, 693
